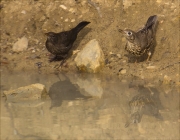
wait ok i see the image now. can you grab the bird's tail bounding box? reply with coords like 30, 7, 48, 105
72, 21, 90, 34
144, 15, 158, 32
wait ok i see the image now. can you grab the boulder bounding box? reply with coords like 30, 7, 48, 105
12, 36, 28, 52
75, 39, 105, 73
3, 83, 47, 102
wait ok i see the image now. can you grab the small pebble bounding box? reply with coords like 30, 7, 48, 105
116, 54, 121, 59
120, 69, 126, 74
71, 19, 75, 22
59, 5, 67, 10
146, 66, 157, 69
21, 10, 26, 14
163, 75, 172, 84
122, 60, 126, 63
32, 50, 36, 53
64, 18, 68, 22
39, 16, 46, 22
69, 8, 75, 13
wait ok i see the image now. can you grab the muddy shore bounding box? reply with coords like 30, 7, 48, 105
0, 0, 179, 84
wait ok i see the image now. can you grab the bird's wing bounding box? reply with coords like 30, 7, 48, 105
57, 31, 70, 46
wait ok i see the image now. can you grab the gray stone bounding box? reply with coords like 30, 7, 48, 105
3, 83, 47, 102
75, 39, 105, 73
12, 36, 28, 52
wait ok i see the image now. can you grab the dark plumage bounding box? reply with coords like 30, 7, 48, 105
45, 21, 90, 64
119, 15, 158, 62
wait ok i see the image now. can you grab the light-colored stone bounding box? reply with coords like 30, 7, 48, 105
64, 18, 69, 22
120, 69, 126, 74
116, 54, 121, 59
123, 0, 132, 9
146, 66, 157, 69
21, 10, 26, 14
59, 5, 67, 10
3, 83, 47, 102
69, 8, 76, 13
12, 36, 28, 52
71, 19, 75, 22
75, 39, 105, 73
163, 75, 172, 84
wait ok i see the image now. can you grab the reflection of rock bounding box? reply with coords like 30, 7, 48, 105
12, 36, 28, 52
9, 129, 50, 140
3, 83, 47, 102
67, 73, 103, 98
125, 86, 163, 127
75, 39, 105, 73
49, 77, 90, 109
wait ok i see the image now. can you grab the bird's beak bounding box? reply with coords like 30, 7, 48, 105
119, 29, 126, 34
119, 29, 124, 33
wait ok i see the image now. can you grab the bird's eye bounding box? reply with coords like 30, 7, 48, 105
51, 35, 55, 38
127, 32, 132, 36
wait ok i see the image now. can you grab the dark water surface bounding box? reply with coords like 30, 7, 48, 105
1, 71, 179, 139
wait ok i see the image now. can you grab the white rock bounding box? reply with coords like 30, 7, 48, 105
69, 8, 76, 13
71, 19, 75, 22
75, 39, 105, 73
163, 75, 172, 84
21, 10, 26, 14
59, 5, 67, 10
120, 69, 126, 74
64, 18, 68, 22
146, 66, 157, 69
12, 36, 28, 52
3, 83, 47, 102
123, 0, 132, 9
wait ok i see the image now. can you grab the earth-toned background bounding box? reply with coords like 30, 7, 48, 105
0, 1, 180, 139
0, 0, 179, 84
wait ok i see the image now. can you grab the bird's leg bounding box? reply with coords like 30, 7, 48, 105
135, 58, 139, 63
49, 55, 58, 62
146, 51, 151, 62
60, 59, 66, 67
56, 55, 68, 69
135, 57, 140, 64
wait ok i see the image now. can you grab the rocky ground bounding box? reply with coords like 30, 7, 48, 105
0, 0, 179, 85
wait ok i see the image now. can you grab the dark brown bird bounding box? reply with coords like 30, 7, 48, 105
119, 15, 158, 62
45, 21, 90, 65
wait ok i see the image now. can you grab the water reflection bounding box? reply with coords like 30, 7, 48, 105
49, 74, 91, 109
125, 85, 163, 127
1, 71, 179, 139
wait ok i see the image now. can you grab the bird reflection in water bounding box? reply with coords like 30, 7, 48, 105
125, 85, 163, 127
49, 74, 91, 109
